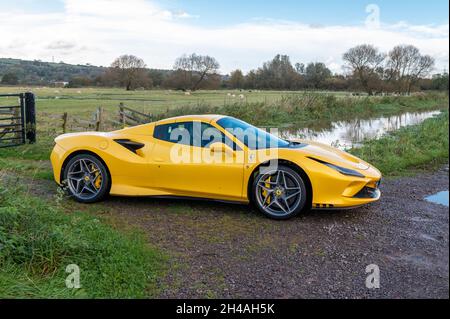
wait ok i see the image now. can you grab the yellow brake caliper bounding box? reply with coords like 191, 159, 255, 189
261, 177, 272, 205
90, 164, 102, 189
94, 173, 102, 189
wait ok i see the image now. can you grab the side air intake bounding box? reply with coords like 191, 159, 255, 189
114, 139, 145, 154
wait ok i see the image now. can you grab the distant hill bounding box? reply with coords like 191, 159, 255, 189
0, 58, 107, 85
0, 58, 177, 86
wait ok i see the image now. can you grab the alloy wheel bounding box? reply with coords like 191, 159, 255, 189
255, 169, 303, 217
67, 158, 103, 200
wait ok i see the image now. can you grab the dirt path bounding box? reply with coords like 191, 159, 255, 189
85, 166, 447, 299
22, 165, 449, 298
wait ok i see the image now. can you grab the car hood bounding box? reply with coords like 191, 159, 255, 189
294, 139, 371, 171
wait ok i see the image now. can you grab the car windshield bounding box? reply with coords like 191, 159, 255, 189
216, 117, 290, 150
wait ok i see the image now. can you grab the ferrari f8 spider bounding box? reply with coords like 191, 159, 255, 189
51, 115, 382, 219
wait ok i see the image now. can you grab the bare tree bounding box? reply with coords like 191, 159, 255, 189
386, 45, 435, 94
110, 55, 149, 91
343, 44, 385, 95
174, 53, 220, 91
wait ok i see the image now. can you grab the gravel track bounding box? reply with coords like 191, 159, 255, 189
95, 166, 449, 299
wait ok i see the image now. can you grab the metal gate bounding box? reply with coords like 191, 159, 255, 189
0, 92, 36, 148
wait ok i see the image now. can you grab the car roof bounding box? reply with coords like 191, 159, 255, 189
155, 114, 227, 125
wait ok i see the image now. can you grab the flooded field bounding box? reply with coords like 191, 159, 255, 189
279, 110, 441, 149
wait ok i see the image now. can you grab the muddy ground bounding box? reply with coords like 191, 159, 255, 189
81, 166, 448, 299
24, 164, 449, 299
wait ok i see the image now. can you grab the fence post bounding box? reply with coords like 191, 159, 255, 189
19, 94, 26, 144
119, 103, 125, 126
95, 107, 103, 131
24, 92, 36, 144
62, 112, 68, 133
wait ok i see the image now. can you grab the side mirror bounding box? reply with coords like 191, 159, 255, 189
210, 142, 234, 156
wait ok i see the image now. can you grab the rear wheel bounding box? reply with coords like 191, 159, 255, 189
252, 165, 306, 220
63, 154, 110, 203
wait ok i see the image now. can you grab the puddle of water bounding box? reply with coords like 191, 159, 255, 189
279, 110, 441, 150
425, 191, 449, 207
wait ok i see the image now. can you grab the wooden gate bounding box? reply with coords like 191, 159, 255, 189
0, 92, 36, 148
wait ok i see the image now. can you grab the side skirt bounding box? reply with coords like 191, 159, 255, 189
110, 194, 250, 206
311, 204, 365, 211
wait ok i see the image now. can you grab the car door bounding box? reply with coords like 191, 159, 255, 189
149, 121, 244, 201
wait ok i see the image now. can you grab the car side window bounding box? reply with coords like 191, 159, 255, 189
153, 122, 193, 146
195, 122, 240, 150
154, 121, 241, 150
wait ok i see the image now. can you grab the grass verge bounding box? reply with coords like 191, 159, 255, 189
349, 110, 449, 176
156, 92, 449, 127
0, 181, 167, 298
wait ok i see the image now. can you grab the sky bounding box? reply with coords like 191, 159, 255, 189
0, 0, 448, 74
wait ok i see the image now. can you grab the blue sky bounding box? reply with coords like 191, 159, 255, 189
4, 0, 448, 26
0, 0, 448, 73
156, 0, 449, 26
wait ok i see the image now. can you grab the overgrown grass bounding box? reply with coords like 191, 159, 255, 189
349, 110, 449, 176
0, 182, 167, 298
0, 143, 52, 161
156, 92, 449, 127
0, 156, 54, 182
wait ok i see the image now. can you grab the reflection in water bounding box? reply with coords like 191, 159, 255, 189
279, 111, 441, 149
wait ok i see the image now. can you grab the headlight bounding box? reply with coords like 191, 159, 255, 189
309, 157, 365, 178
323, 162, 365, 178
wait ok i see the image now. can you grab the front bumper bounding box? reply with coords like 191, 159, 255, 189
310, 165, 382, 209
353, 186, 381, 199
50, 143, 66, 184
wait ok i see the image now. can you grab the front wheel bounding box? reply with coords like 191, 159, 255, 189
63, 154, 110, 203
252, 165, 307, 220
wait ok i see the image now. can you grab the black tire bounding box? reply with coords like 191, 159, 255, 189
62, 154, 110, 203
251, 165, 307, 220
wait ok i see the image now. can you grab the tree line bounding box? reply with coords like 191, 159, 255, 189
1, 44, 448, 93
85, 53, 222, 91
226, 44, 447, 94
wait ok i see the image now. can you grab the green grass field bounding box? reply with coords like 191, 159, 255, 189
0, 86, 445, 118
0, 86, 323, 116
1, 86, 447, 137
350, 110, 449, 176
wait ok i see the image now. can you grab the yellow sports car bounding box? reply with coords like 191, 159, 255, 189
50, 115, 382, 219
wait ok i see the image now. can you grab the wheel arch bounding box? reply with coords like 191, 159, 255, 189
60, 150, 111, 187
247, 159, 313, 210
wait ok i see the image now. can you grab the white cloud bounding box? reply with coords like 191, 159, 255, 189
1, 0, 448, 73
172, 11, 199, 19
46, 40, 76, 50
